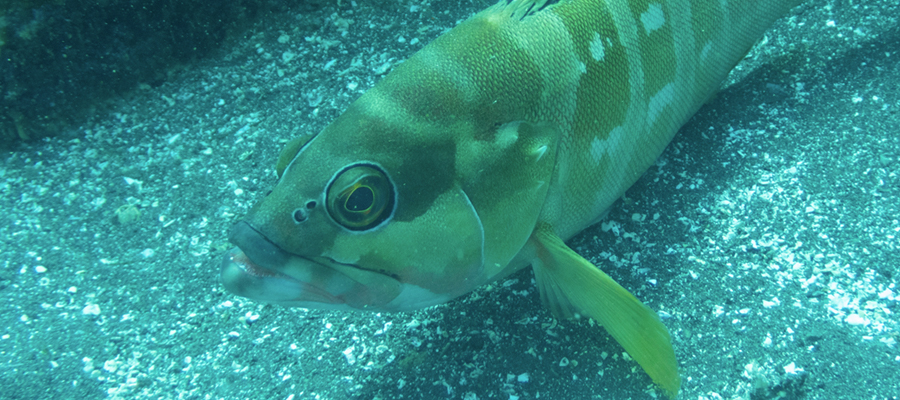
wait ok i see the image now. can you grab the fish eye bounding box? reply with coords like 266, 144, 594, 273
326, 164, 394, 230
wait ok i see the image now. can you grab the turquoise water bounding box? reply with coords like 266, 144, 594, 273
1, 1, 898, 399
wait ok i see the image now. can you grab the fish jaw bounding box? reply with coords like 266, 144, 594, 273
221, 221, 404, 311
221, 248, 345, 308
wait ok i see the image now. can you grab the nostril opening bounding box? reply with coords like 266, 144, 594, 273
292, 208, 308, 223
306, 200, 317, 209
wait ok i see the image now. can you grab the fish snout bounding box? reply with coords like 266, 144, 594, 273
221, 220, 402, 311
227, 220, 292, 271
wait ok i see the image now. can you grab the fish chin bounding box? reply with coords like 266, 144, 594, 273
221, 247, 340, 307
221, 247, 404, 311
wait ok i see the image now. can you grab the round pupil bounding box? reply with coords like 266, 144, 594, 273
345, 186, 374, 211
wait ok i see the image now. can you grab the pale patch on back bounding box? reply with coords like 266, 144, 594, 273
414, 45, 478, 104
588, 126, 625, 165
366, 44, 478, 133
699, 41, 712, 60
589, 136, 605, 164
640, 3, 666, 34
584, 127, 626, 226
577, 61, 587, 74
647, 83, 675, 126
505, 11, 580, 132
589, 32, 605, 61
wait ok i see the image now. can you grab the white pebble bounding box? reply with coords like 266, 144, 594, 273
342, 346, 356, 364
82, 304, 101, 315
846, 314, 868, 325
783, 362, 804, 375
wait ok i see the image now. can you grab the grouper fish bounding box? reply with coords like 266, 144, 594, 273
221, 0, 804, 396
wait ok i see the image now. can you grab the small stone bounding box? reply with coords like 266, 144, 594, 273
82, 304, 101, 316
846, 314, 868, 325
342, 346, 356, 364
115, 204, 141, 224
783, 362, 804, 375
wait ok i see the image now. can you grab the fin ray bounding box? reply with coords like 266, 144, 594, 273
484, 0, 554, 21
530, 224, 680, 398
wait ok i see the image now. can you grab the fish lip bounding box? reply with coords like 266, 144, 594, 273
227, 221, 292, 271
226, 220, 359, 275
221, 220, 403, 309
222, 220, 346, 304
221, 247, 343, 305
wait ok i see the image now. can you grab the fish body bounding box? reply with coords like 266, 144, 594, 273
221, 0, 802, 396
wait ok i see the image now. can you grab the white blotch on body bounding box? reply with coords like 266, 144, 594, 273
647, 83, 675, 125
589, 126, 625, 165
590, 137, 605, 164
589, 32, 605, 61
577, 61, 587, 74
700, 41, 712, 60
640, 3, 666, 35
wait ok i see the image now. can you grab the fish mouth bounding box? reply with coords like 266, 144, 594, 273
220, 221, 402, 310
221, 247, 345, 306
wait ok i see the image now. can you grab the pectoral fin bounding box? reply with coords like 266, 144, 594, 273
530, 223, 680, 398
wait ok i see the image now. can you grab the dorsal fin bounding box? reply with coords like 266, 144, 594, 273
485, 0, 555, 21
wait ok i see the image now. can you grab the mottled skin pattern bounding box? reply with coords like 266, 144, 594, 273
221, 0, 802, 396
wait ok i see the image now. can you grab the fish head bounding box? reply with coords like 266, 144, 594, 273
221, 43, 559, 312
221, 101, 496, 312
